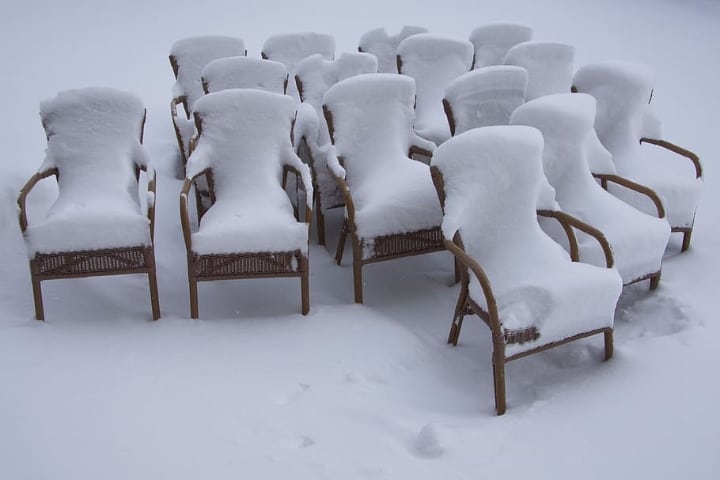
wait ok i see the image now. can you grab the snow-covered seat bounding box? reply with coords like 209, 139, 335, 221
430, 125, 622, 415
358, 25, 428, 73
397, 34, 474, 146
468, 23, 533, 69
18, 87, 160, 321
180, 89, 313, 318
443, 65, 528, 136
169, 36, 246, 172
510, 93, 670, 287
201, 56, 288, 95
504, 41, 574, 100
294, 52, 378, 246
322, 74, 444, 303
573, 62, 702, 251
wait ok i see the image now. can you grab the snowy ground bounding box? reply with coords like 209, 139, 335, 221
1, 1, 719, 478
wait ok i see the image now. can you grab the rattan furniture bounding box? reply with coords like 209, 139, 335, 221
468, 23, 533, 69
357, 25, 427, 73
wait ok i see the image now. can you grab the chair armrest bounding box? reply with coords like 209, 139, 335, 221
409, 133, 436, 159
179, 177, 194, 252
283, 164, 314, 225
17, 168, 58, 233
593, 173, 666, 219
640, 137, 702, 178
171, 95, 189, 121
537, 209, 614, 268
326, 154, 356, 226
137, 165, 157, 242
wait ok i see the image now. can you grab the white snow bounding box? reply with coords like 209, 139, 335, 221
358, 25, 428, 73
510, 93, 670, 284
201, 56, 288, 94
432, 125, 622, 355
469, 22, 533, 68
397, 33, 474, 145
504, 41, 575, 100
444, 65, 527, 133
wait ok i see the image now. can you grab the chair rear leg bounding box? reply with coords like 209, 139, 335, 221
316, 209, 326, 246
148, 269, 161, 320
300, 257, 310, 315
681, 229, 692, 252
604, 329, 614, 360
31, 276, 45, 321
335, 219, 349, 265
649, 272, 660, 291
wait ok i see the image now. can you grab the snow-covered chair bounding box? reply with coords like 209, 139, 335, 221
510, 93, 670, 287
180, 89, 313, 318
397, 34, 474, 146
573, 62, 702, 251
504, 41, 574, 101
358, 25, 428, 73
468, 23, 533, 69
430, 125, 622, 415
443, 65, 528, 136
322, 74, 444, 303
295, 52, 378, 245
17, 88, 160, 321
169, 36, 246, 171
201, 56, 289, 95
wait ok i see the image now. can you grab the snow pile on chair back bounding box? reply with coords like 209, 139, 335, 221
574, 61, 702, 227
26, 87, 150, 255
469, 23, 533, 68
444, 65, 527, 133
202, 56, 287, 94
397, 34, 474, 145
323, 74, 442, 239
511, 93, 670, 283
262, 32, 335, 71
432, 126, 621, 355
358, 25, 428, 73
170, 36, 246, 111
187, 89, 310, 255
504, 41, 574, 100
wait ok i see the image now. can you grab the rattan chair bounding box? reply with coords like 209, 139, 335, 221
322, 74, 445, 303
201, 56, 288, 95
511, 93, 670, 288
443, 65, 528, 136
397, 34, 474, 147
430, 125, 622, 415
358, 25, 428, 73
469, 23, 533, 69
180, 89, 313, 318
18, 87, 160, 321
504, 41, 575, 101
573, 62, 702, 251
295, 52, 378, 246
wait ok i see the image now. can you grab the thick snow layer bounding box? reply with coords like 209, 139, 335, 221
358, 25, 428, 73
397, 34, 474, 145
510, 93, 670, 283
573, 61, 702, 227
432, 126, 622, 355
323, 74, 442, 241
187, 89, 311, 255
444, 65, 527, 133
504, 41, 575, 100
201, 56, 288, 94
25, 88, 151, 255
469, 23, 533, 68
170, 36, 246, 111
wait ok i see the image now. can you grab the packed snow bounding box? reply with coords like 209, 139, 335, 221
201, 56, 288, 94
504, 41, 575, 100
469, 22, 533, 68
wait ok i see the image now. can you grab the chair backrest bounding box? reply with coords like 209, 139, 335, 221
444, 65, 527, 135
504, 41, 574, 101
169, 36, 246, 113
296, 52, 378, 146
397, 33, 474, 143
469, 23, 533, 68
40, 87, 146, 202
358, 25, 428, 73
188, 89, 296, 199
201, 56, 288, 94
261, 32, 335, 71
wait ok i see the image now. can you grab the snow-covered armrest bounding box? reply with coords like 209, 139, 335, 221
170, 95, 189, 121
16, 168, 59, 233
537, 209, 614, 268
282, 147, 314, 218
592, 173, 666, 219
409, 133, 436, 159
325, 145, 346, 181
138, 165, 157, 241
640, 137, 702, 178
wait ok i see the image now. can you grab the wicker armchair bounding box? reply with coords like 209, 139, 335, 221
573, 62, 702, 251
358, 25, 427, 73
504, 41, 575, 101
18, 87, 160, 321
322, 74, 444, 304
201, 56, 289, 95
468, 23, 533, 69
430, 125, 622, 414
180, 89, 313, 318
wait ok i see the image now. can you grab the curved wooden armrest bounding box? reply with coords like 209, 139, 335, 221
139, 165, 157, 242
17, 168, 58, 232
593, 173, 666, 219
409, 144, 433, 159
282, 164, 313, 225
171, 96, 190, 121
327, 158, 356, 230
640, 137, 702, 178
179, 177, 194, 252
537, 209, 614, 268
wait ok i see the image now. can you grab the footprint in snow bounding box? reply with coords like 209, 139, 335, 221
272, 382, 310, 405
413, 424, 445, 459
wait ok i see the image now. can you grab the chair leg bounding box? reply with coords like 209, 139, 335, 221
448, 283, 469, 346
604, 329, 614, 361
681, 229, 692, 252
335, 219, 349, 265
649, 272, 660, 291
492, 349, 507, 415
352, 235, 364, 304
189, 275, 199, 319
31, 276, 45, 321
300, 257, 310, 315
316, 209, 326, 246
147, 271, 161, 321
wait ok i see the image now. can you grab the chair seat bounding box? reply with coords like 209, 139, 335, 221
415, 116, 452, 146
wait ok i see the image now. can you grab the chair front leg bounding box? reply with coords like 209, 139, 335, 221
31, 274, 44, 321
352, 234, 364, 304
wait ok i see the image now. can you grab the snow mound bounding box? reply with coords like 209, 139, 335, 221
201, 56, 288, 94
444, 65, 527, 134
469, 22, 533, 68
413, 424, 445, 458
262, 32, 335, 71
504, 41, 574, 100
397, 34, 474, 145
358, 25, 428, 73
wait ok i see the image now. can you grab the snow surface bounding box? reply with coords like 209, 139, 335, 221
397, 33, 474, 145
504, 41, 575, 100
2, 0, 720, 478
358, 25, 428, 73
201, 56, 288, 94
510, 93, 670, 284
469, 22, 533, 68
